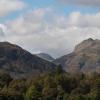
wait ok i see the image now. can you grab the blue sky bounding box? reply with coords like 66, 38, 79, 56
0, 0, 100, 57
1, 0, 100, 23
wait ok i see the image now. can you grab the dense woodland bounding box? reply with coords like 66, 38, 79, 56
0, 66, 100, 100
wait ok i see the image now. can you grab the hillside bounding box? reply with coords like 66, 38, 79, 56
0, 42, 57, 78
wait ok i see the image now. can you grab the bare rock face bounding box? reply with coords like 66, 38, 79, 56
74, 38, 94, 52
0, 42, 57, 78
54, 38, 100, 74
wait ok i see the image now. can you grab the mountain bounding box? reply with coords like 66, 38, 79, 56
0, 42, 57, 78
54, 38, 100, 74
36, 53, 55, 61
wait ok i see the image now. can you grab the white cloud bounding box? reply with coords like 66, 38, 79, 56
58, 0, 100, 7
6, 8, 52, 35
0, 24, 8, 36
0, 0, 26, 17
1, 8, 100, 58
67, 12, 100, 28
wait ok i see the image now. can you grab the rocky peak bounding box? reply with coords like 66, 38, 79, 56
74, 38, 100, 53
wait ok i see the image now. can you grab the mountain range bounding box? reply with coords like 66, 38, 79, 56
0, 38, 100, 78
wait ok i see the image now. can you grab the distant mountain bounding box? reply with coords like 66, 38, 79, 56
36, 53, 55, 61
0, 42, 57, 78
54, 38, 100, 74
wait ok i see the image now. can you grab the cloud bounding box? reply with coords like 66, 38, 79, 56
0, 28, 4, 36
58, 0, 100, 7
0, 24, 7, 36
2, 8, 100, 58
0, 0, 26, 17
67, 12, 100, 28
6, 8, 51, 35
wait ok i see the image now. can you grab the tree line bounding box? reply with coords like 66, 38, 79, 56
0, 65, 100, 100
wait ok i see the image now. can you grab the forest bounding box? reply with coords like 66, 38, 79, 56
0, 66, 100, 100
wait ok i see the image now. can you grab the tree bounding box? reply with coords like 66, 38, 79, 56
25, 85, 42, 100
56, 65, 63, 75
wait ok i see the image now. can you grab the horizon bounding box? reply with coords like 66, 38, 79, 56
0, 0, 100, 57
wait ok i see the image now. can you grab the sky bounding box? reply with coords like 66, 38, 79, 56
0, 0, 100, 58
